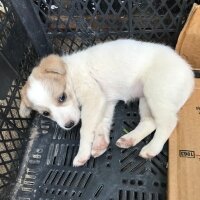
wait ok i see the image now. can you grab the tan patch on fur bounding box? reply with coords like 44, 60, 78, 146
34, 54, 66, 76
20, 54, 66, 109
20, 54, 76, 117
31, 54, 69, 105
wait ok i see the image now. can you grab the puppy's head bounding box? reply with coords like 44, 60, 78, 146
20, 54, 80, 130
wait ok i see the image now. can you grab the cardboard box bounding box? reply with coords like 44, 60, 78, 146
168, 79, 200, 200
176, 3, 200, 70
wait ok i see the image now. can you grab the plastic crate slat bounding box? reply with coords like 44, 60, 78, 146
11, 102, 167, 199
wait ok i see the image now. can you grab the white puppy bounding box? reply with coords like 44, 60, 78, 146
19, 39, 194, 166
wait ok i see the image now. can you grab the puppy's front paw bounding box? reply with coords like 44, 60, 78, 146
91, 134, 109, 158
73, 154, 90, 167
139, 143, 163, 159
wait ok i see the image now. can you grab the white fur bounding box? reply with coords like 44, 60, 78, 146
27, 77, 51, 106
27, 77, 80, 129
27, 39, 194, 166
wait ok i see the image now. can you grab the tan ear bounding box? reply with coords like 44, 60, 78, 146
19, 83, 32, 118
38, 54, 66, 75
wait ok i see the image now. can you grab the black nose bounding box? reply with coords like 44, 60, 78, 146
64, 121, 75, 129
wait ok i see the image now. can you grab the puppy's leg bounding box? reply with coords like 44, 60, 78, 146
139, 90, 178, 158
91, 102, 116, 158
116, 97, 156, 148
73, 90, 106, 167
139, 111, 177, 159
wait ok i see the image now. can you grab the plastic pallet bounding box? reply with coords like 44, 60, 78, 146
12, 101, 167, 200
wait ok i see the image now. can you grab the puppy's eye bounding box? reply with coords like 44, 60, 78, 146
43, 111, 50, 116
58, 93, 66, 103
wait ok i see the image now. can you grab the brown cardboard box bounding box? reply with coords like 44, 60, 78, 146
168, 79, 200, 200
176, 3, 200, 69
170, 4, 200, 199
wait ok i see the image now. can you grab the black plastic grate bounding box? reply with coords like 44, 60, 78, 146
32, 0, 196, 53
0, 0, 197, 199
12, 102, 167, 200
0, 41, 38, 198
0, 1, 14, 51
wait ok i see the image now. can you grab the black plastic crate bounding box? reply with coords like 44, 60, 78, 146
0, 0, 197, 199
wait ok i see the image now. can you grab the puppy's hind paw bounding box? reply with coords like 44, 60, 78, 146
139, 143, 162, 159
